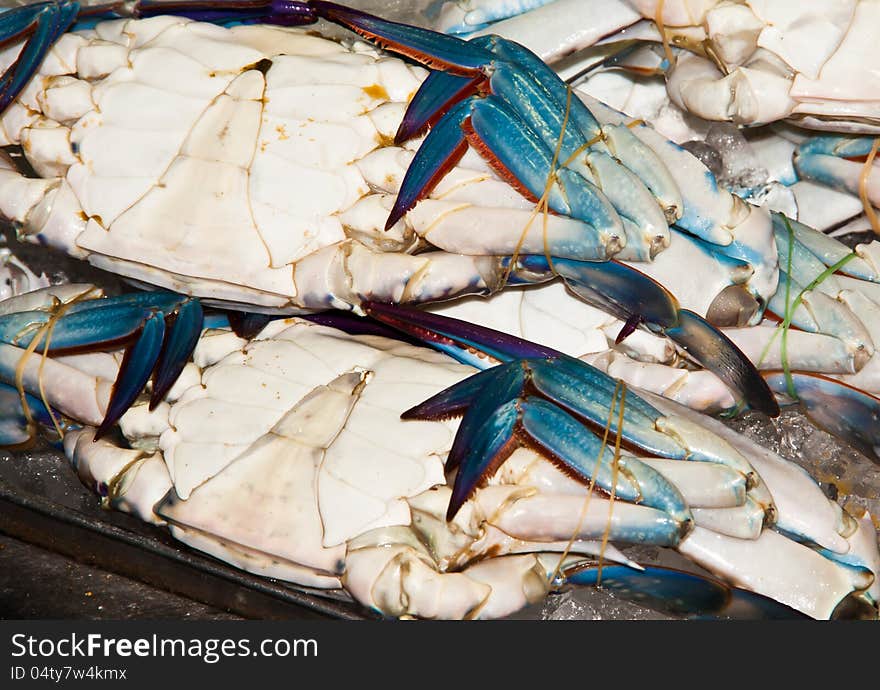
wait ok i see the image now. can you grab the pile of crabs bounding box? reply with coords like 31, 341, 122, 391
0, 0, 878, 620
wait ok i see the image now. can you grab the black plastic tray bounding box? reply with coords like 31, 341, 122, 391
0, 446, 373, 620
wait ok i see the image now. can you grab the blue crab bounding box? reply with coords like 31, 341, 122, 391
0, 2, 878, 618
0, 2, 880, 454
429, 1, 880, 237
0, 0, 797, 416
0, 284, 877, 619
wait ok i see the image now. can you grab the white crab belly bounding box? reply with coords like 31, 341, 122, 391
2, 20, 430, 305
136, 319, 470, 579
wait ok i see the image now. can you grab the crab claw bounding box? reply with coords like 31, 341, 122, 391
386, 93, 627, 261
404, 358, 692, 534
470, 35, 682, 230
0, 1, 79, 114
765, 372, 880, 462
314, 4, 679, 253
362, 301, 768, 522
362, 299, 752, 450
564, 563, 808, 620
394, 70, 482, 145
310, 1, 494, 74
0, 290, 203, 438
509, 255, 779, 416
387, 39, 673, 258
146, 295, 203, 410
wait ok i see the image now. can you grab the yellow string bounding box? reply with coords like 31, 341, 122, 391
14, 292, 90, 442
501, 191, 548, 285
501, 83, 576, 285
858, 137, 879, 235
543, 86, 576, 272
655, 0, 676, 71
15, 323, 47, 433
552, 122, 642, 183
35, 316, 65, 439
557, 133, 603, 175
597, 383, 626, 585
551, 379, 625, 585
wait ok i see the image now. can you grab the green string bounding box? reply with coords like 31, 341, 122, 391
755, 217, 796, 372
756, 216, 858, 398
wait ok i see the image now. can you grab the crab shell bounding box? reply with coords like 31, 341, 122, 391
0, 15, 682, 314
0, 11, 797, 316
52, 311, 876, 620
2, 13, 880, 452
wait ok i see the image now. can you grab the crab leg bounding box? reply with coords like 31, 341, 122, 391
474, 36, 683, 224
387, 94, 626, 260
636, 458, 746, 509
489, 494, 688, 550
794, 135, 880, 209
394, 70, 482, 144
641, 389, 856, 555
769, 215, 878, 349
344, 537, 551, 620
435, 0, 643, 64
364, 300, 775, 459
386, 484, 771, 619
0, 381, 57, 446
278, 6, 786, 348
371, 302, 765, 481
774, 212, 880, 281
0, 2, 297, 114
134, 0, 315, 24
380, 48, 683, 252
678, 527, 872, 621
765, 372, 880, 462
724, 326, 862, 376
309, 5, 703, 231
578, 93, 754, 247
0, 289, 203, 436
564, 562, 808, 619
0, 1, 79, 113
392, 38, 673, 258
362, 301, 771, 505
0, 1, 364, 119
410, 363, 693, 526
0, 341, 111, 429
435, 0, 560, 36
504, 255, 778, 415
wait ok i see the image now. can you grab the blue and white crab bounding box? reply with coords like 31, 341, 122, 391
431, 1, 880, 232
0, 1, 878, 618
430, 2, 880, 236
0, 1, 879, 449
1, 284, 878, 619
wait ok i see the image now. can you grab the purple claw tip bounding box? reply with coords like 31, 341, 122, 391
615, 314, 643, 344
394, 116, 419, 146
384, 204, 407, 231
